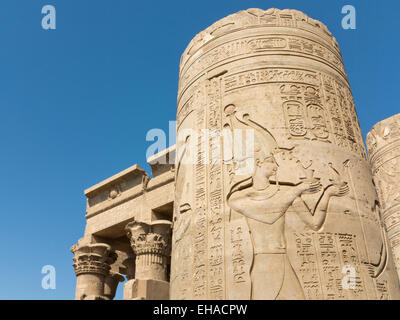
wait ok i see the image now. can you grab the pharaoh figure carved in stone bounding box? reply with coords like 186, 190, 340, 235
225, 105, 349, 299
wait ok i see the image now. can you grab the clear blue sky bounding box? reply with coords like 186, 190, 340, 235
0, 0, 399, 300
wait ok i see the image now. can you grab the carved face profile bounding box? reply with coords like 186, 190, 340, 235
224, 104, 291, 183
255, 155, 278, 179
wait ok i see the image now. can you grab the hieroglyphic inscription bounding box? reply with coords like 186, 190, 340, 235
223, 67, 366, 158
307, 104, 330, 140
248, 37, 287, 50
316, 233, 345, 299
180, 9, 340, 73
180, 35, 345, 93
335, 81, 366, 158
224, 68, 319, 92
376, 280, 390, 300
206, 76, 225, 299
283, 100, 308, 138
295, 233, 323, 299
230, 226, 246, 284
336, 233, 367, 299
192, 92, 208, 299
281, 83, 330, 142
321, 73, 366, 159
226, 219, 252, 299
321, 73, 347, 149
294, 232, 367, 300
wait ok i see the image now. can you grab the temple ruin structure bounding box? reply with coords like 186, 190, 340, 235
71, 8, 400, 300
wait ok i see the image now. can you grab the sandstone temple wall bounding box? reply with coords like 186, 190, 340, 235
171, 8, 400, 300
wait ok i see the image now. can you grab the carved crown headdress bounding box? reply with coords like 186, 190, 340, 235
224, 104, 292, 167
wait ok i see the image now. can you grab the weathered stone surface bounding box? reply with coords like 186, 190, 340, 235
171, 8, 400, 300
71, 243, 123, 300
367, 113, 400, 281
124, 219, 172, 300
71, 8, 400, 300
125, 220, 172, 282
71, 148, 175, 300
104, 272, 125, 300
123, 279, 170, 300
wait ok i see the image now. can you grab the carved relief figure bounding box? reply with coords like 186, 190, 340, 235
225, 105, 349, 299
174, 135, 193, 240
171, 135, 193, 299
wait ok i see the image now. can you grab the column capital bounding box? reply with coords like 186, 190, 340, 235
71, 243, 117, 277
125, 220, 172, 281
125, 220, 172, 257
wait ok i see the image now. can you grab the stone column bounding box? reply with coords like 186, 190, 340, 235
122, 255, 136, 280
172, 8, 400, 300
123, 220, 172, 300
367, 113, 400, 280
71, 243, 121, 300
104, 272, 125, 300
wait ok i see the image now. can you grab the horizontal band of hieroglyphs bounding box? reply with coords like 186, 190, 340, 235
180, 36, 345, 90
224, 68, 320, 92
177, 68, 318, 129
179, 16, 340, 72
178, 67, 319, 119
